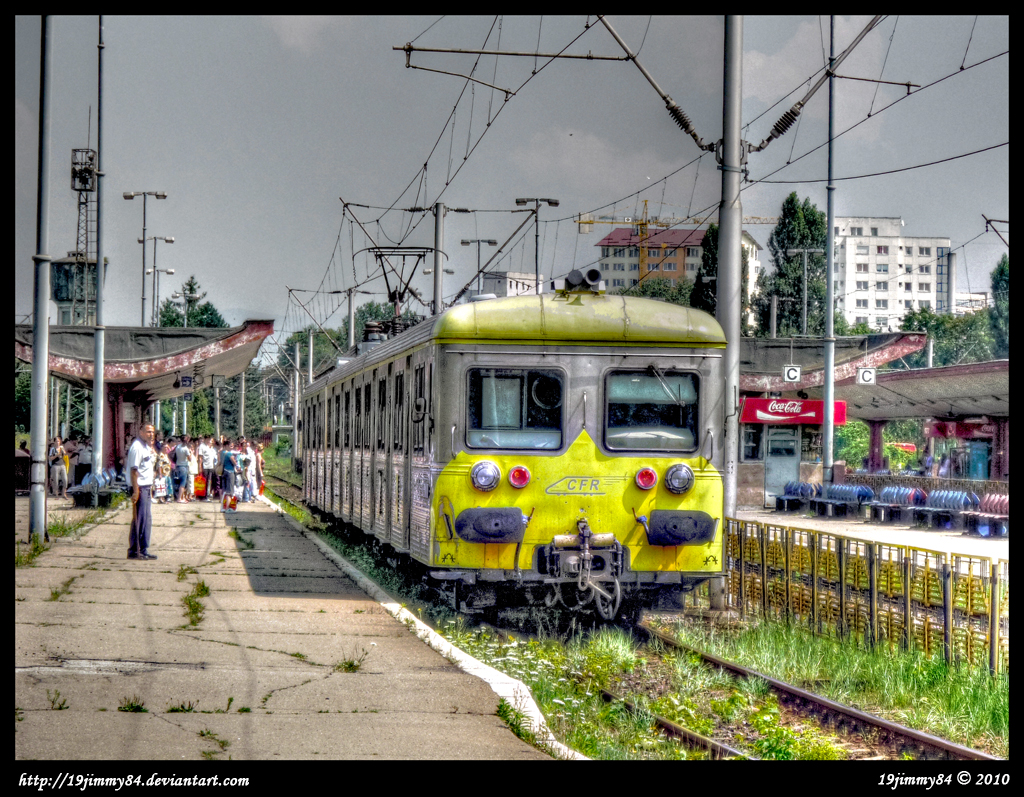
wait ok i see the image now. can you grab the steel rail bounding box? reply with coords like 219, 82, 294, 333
640, 623, 1002, 761
599, 687, 754, 759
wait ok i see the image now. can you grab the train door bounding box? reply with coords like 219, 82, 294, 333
352, 377, 363, 528
409, 353, 432, 562
390, 362, 408, 550
342, 385, 352, 522
764, 425, 799, 507
332, 390, 341, 515
361, 379, 373, 529
374, 367, 391, 541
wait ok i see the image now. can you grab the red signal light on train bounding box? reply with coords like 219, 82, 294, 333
508, 465, 531, 489
635, 467, 658, 490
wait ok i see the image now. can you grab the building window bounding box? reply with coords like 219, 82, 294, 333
905, 247, 913, 256
905, 300, 913, 309
877, 246, 889, 255
921, 265, 930, 274
871, 227, 878, 236
612, 278, 624, 287
613, 247, 626, 258
663, 262, 676, 272
918, 282, 930, 292
628, 247, 638, 258
629, 263, 639, 271
856, 245, 869, 255
905, 282, 912, 292
601, 247, 609, 257
856, 281, 868, 290
876, 299, 888, 310
855, 316, 869, 325
648, 248, 660, 258
877, 263, 889, 273
742, 425, 763, 461
919, 300, 930, 309
876, 281, 888, 291
686, 263, 696, 272
630, 279, 638, 286
648, 262, 659, 271
856, 263, 869, 273
600, 263, 609, 272
919, 247, 931, 256
613, 262, 625, 271
850, 227, 863, 236
856, 299, 868, 309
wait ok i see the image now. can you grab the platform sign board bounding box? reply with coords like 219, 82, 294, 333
783, 365, 802, 382
856, 367, 876, 385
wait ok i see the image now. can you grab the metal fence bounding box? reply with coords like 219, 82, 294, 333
722, 517, 1009, 675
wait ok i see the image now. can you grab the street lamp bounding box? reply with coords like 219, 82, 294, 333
141, 235, 174, 325
515, 198, 559, 294
124, 190, 168, 325
787, 247, 825, 336
462, 238, 498, 293
171, 291, 200, 327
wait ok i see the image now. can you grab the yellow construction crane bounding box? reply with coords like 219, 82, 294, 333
576, 201, 778, 278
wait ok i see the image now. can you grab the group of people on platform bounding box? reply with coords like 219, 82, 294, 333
32, 434, 95, 499
149, 433, 265, 508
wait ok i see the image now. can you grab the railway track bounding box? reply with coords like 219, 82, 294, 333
258, 477, 1002, 761
636, 621, 1001, 761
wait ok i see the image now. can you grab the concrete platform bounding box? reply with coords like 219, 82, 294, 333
14, 496, 556, 761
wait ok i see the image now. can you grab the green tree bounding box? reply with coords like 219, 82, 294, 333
752, 193, 828, 337
159, 276, 228, 328
690, 223, 752, 332
616, 275, 693, 307
14, 360, 32, 434
898, 307, 994, 368
990, 253, 1008, 358
218, 364, 270, 440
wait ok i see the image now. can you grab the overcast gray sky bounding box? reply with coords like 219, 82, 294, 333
15, 15, 1008, 364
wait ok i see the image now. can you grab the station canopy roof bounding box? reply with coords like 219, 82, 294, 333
805, 359, 1008, 422
14, 320, 274, 405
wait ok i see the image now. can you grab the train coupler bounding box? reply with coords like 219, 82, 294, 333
539, 518, 625, 618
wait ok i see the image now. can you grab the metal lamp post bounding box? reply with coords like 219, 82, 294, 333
171, 291, 200, 327
787, 247, 825, 336
123, 190, 167, 325
515, 198, 559, 294
462, 238, 498, 293
141, 235, 174, 325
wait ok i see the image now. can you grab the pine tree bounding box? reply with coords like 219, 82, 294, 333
990, 253, 1009, 359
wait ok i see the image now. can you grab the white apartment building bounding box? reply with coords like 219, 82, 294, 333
479, 270, 539, 297
595, 227, 763, 309
833, 217, 955, 330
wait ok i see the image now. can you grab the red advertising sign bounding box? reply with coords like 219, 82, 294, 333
740, 398, 847, 426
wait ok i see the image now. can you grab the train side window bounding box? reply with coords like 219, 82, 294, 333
605, 370, 699, 451
466, 368, 562, 450
354, 385, 362, 449
412, 364, 426, 456
364, 384, 372, 451
377, 376, 387, 451
394, 372, 404, 452
343, 390, 351, 449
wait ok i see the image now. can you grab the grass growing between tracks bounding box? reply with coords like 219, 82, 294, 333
660, 617, 1009, 759
443, 621, 848, 760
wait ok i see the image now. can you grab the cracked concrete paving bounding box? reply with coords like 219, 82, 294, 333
14, 496, 550, 760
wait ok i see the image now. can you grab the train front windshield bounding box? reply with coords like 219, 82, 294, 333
605, 370, 699, 451
467, 368, 562, 450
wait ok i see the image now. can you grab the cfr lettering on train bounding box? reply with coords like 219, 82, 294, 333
546, 476, 627, 495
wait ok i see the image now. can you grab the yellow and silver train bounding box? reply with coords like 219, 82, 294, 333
301, 271, 726, 621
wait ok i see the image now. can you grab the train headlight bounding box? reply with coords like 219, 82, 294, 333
635, 467, 658, 490
664, 463, 695, 495
508, 465, 531, 489
470, 460, 501, 492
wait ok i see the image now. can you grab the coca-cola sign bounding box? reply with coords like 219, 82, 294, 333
740, 398, 847, 425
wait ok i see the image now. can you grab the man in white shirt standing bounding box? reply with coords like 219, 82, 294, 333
126, 424, 157, 560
